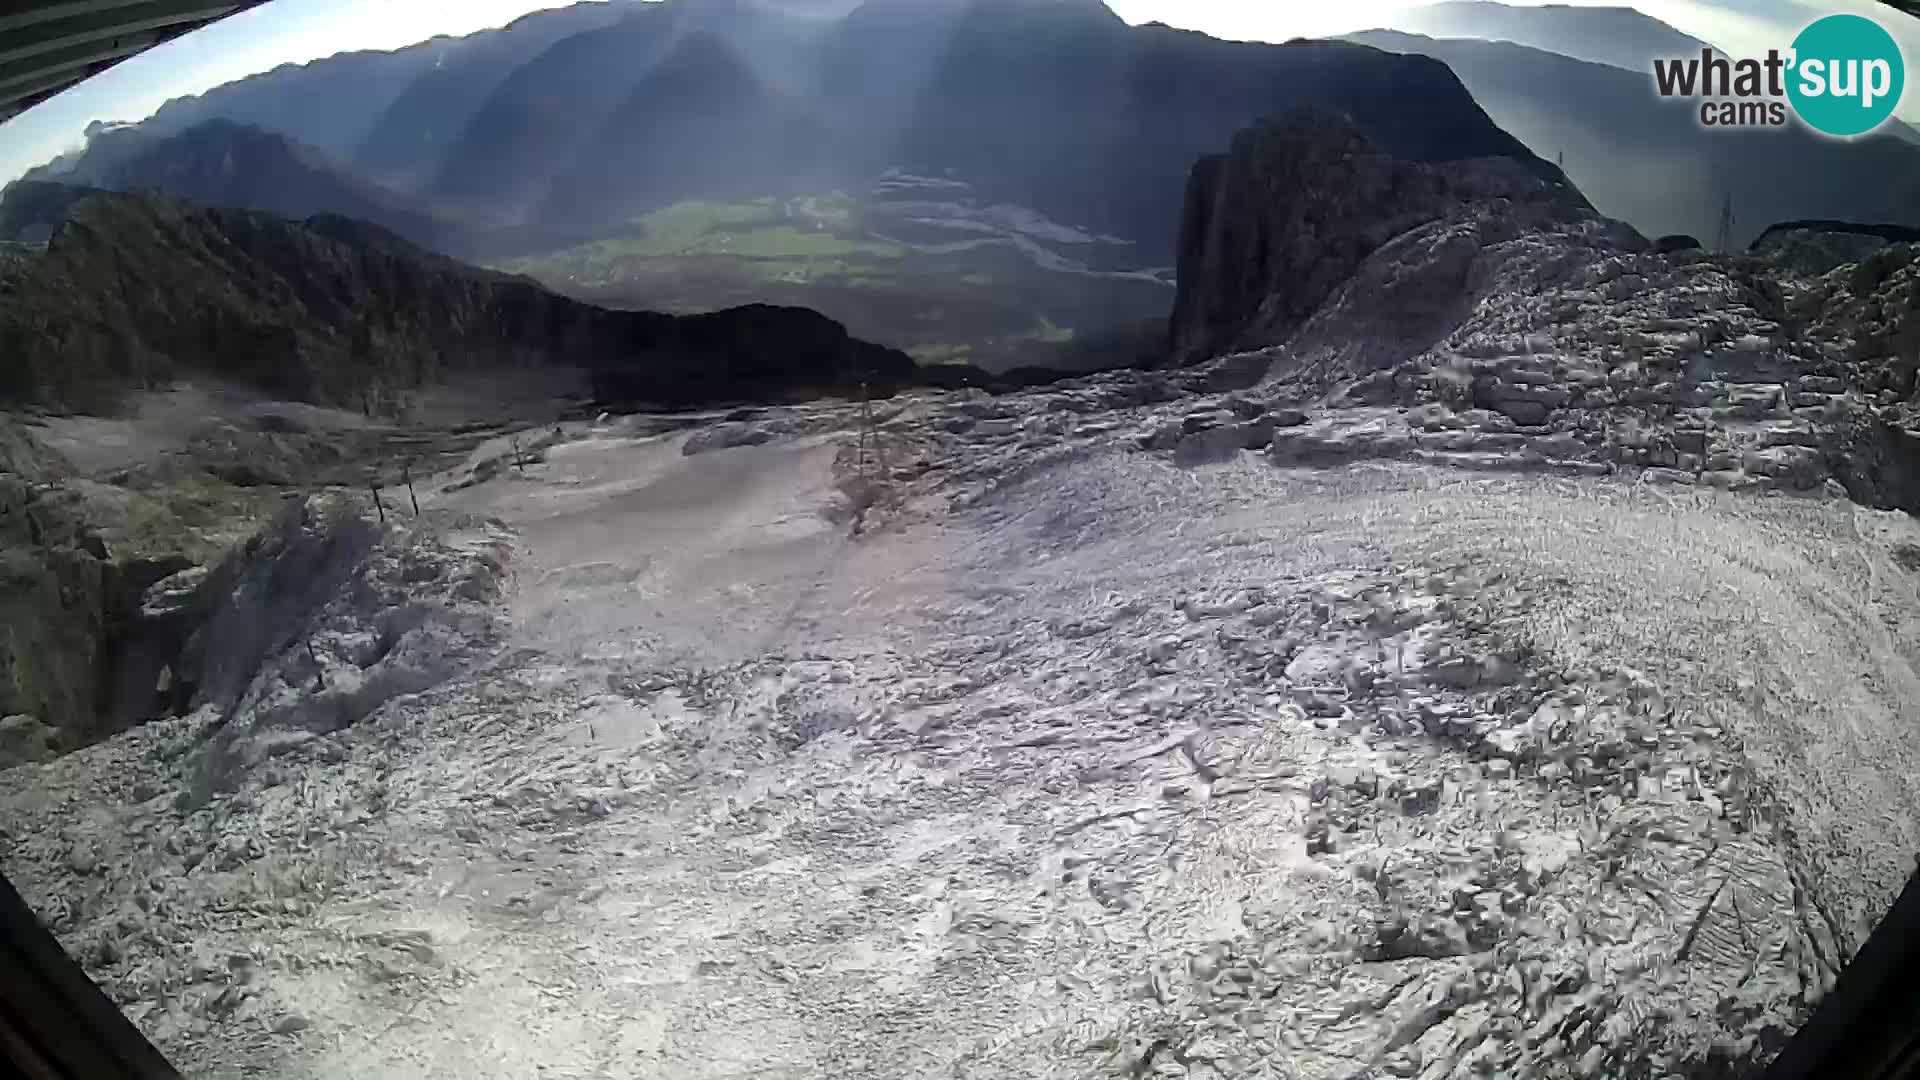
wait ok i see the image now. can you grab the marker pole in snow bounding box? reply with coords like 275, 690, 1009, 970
369, 479, 386, 525
857, 382, 871, 480
403, 464, 420, 516
305, 638, 323, 690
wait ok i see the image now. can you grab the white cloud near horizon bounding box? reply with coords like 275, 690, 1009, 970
2, 0, 1917, 184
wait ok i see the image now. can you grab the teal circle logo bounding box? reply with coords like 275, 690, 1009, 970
1787, 14, 1906, 137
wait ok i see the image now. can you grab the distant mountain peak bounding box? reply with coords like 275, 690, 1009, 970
849, 0, 1123, 26
1393, 0, 1710, 71
22, 117, 451, 254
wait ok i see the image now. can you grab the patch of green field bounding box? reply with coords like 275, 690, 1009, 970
499, 199, 901, 284
740, 257, 912, 288
908, 343, 976, 365
720, 227, 903, 260
1027, 315, 1075, 344
493, 197, 1174, 373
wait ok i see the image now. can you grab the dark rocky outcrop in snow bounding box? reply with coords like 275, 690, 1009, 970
1167, 107, 1609, 367
1750, 221, 1920, 278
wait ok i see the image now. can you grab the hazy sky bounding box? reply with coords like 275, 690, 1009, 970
2, 0, 1916, 182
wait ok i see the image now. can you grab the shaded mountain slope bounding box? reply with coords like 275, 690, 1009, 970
1346, 30, 1920, 247
0, 184, 914, 412
536, 32, 831, 225
420, 7, 684, 218
69, 0, 1559, 259
351, 2, 633, 190
140, 44, 460, 165
63, 0, 1920, 268
20, 120, 455, 253
420, 0, 839, 220
138, 4, 633, 172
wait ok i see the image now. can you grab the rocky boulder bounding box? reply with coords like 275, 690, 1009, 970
1751, 220, 1920, 278
165, 495, 510, 792
1653, 233, 1703, 254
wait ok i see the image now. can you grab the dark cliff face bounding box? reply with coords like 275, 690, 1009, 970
140, 47, 449, 164
1167, 108, 1599, 367
0, 185, 913, 412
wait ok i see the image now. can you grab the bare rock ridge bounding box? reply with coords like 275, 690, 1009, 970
0, 183, 915, 412
1163, 107, 1920, 518
1168, 107, 1609, 367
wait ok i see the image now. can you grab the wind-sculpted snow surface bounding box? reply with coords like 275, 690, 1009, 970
6, 369, 1920, 1077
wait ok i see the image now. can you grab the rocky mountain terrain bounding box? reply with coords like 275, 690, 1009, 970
22, 120, 455, 254
0, 182, 916, 413
0, 179, 921, 765
48, 0, 1551, 260
3, 106, 1920, 1080
1167, 109, 1606, 366
134, 4, 631, 170
48, 0, 1920, 264
6, 0, 1598, 378
1164, 111, 1920, 517
533, 30, 830, 226
29, 0, 1920, 389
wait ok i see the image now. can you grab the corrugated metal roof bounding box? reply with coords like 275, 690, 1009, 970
0, 0, 269, 120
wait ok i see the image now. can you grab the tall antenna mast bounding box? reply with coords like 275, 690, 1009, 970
1716, 191, 1736, 254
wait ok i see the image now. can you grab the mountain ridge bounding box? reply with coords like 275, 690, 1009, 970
0, 182, 918, 412
39, 0, 1561, 261
19, 120, 457, 253
1393, 0, 1710, 70
1344, 29, 1920, 246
